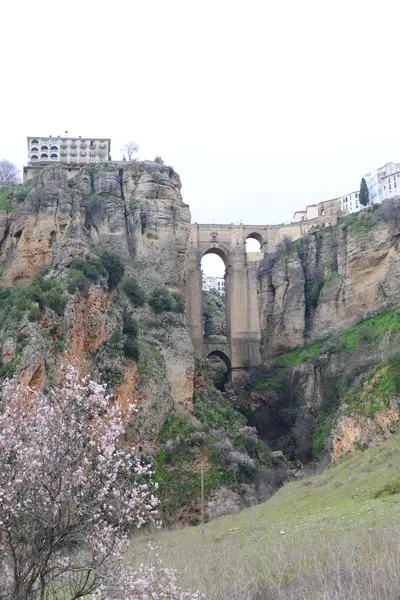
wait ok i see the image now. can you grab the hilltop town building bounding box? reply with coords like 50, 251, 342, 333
202, 276, 225, 296
26, 136, 111, 165
364, 162, 400, 204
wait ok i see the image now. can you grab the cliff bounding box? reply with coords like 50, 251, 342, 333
258, 206, 400, 358
242, 204, 400, 462
0, 162, 194, 443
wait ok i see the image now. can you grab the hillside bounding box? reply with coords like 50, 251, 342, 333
145, 431, 400, 599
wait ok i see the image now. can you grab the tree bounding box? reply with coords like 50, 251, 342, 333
0, 366, 200, 599
0, 159, 19, 189
359, 177, 370, 206
122, 141, 139, 161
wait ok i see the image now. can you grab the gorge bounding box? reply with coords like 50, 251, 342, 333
0, 160, 399, 521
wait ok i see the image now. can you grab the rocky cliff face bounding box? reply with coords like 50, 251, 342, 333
0, 162, 194, 445
258, 209, 400, 358
233, 206, 400, 464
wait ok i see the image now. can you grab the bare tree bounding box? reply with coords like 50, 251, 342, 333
122, 141, 139, 161
0, 159, 20, 189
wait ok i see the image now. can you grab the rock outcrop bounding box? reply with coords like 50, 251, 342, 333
258, 210, 400, 358
0, 162, 194, 445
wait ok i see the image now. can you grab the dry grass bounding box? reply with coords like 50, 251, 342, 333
131, 431, 400, 598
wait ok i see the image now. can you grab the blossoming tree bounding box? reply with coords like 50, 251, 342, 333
0, 366, 200, 600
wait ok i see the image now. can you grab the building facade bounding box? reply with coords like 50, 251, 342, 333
365, 162, 400, 204
202, 275, 225, 296
27, 136, 111, 165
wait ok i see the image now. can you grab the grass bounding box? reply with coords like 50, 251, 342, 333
275, 308, 400, 368
137, 431, 400, 599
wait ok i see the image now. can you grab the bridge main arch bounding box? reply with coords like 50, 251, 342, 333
187, 223, 264, 378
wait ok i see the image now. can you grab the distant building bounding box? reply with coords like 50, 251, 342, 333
27, 135, 111, 165
293, 210, 306, 222
202, 276, 225, 296
364, 162, 400, 204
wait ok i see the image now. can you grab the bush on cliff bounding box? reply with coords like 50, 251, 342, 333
98, 248, 125, 290
149, 286, 184, 314
122, 277, 146, 307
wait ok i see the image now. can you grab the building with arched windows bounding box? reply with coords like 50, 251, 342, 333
26, 136, 111, 166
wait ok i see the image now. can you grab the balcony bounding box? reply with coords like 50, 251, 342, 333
50, 154, 58, 160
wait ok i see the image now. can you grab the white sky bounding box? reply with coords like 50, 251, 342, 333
2, 0, 400, 276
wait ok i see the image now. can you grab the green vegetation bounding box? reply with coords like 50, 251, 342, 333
0, 194, 13, 212
122, 311, 138, 337
155, 415, 238, 520
149, 286, 185, 314
155, 363, 273, 522
359, 176, 370, 206
203, 290, 225, 337
122, 277, 146, 307
98, 248, 125, 289
275, 308, 400, 368
146, 432, 400, 600
0, 273, 67, 334
342, 364, 397, 419
67, 251, 126, 293
123, 337, 140, 361
389, 349, 400, 393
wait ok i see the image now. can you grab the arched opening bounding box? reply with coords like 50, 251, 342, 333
41, 145, 49, 151
31, 139, 39, 145
246, 232, 263, 254
50, 145, 58, 151
40, 153, 48, 160
50, 154, 58, 160
31, 147, 39, 153
201, 248, 228, 342
206, 350, 231, 390
31, 155, 38, 161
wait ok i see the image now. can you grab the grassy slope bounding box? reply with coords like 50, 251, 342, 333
142, 432, 400, 597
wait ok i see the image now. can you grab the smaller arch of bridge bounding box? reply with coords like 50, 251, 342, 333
206, 349, 232, 371
245, 231, 264, 246
201, 246, 229, 267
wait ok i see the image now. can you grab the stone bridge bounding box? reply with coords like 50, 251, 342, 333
186, 221, 314, 379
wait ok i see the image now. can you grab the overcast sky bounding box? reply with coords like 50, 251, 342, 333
2, 0, 400, 232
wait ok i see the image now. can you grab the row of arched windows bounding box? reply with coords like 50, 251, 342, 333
31, 154, 58, 161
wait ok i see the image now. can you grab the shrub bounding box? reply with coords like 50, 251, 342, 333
70, 256, 106, 283
149, 286, 173, 313
98, 248, 125, 290
122, 312, 139, 338
171, 291, 185, 313
140, 212, 148, 234
67, 269, 90, 294
123, 336, 140, 361
154, 156, 164, 164
28, 305, 41, 322
43, 288, 67, 316
389, 350, 400, 394
122, 277, 145, 307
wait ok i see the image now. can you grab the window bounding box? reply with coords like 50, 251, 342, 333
211, 233, 217, 242
41, 145, 48, 151
50, 154, 58, 160
90, 140, 94, 147
40, 153, 48, 160
50, 145, 58, 151
31, 147, 39, 153
31, 139, 39, 144
31, 155, 38, 161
